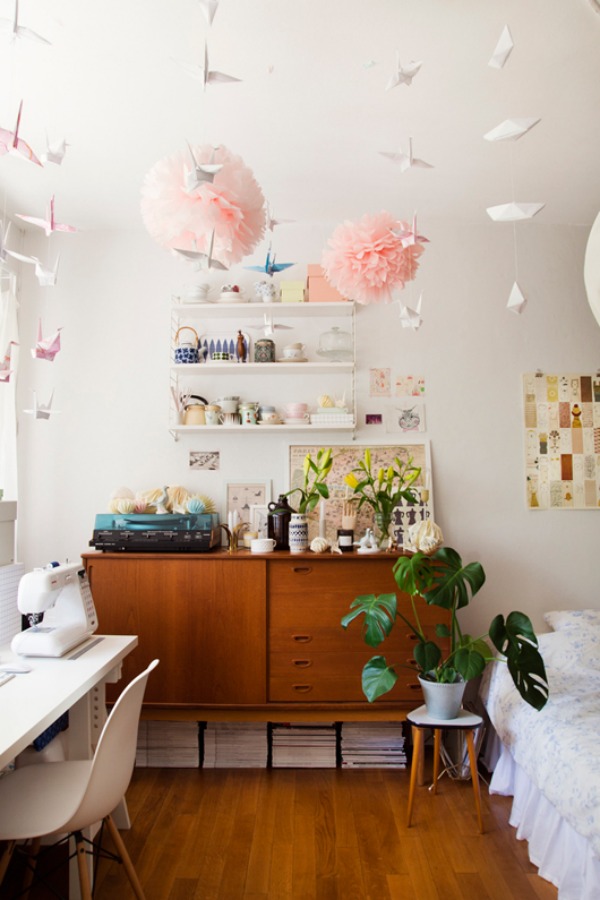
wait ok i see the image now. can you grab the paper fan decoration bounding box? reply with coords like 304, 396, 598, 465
141, 144, 266, 267
322, 211, 425, 304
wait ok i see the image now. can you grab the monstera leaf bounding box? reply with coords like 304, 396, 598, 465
489, 612, 549, 711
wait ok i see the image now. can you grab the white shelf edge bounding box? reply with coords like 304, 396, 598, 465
172, 300, 354, 318
170, 423, 356, 433
171, 362, 353, 374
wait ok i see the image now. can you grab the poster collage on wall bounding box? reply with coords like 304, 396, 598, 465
522, 372, 600, 510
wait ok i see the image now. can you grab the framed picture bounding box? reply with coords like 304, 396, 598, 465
289, 443, 433, 548
225, 482, 270, 524
249, 504, 269, 538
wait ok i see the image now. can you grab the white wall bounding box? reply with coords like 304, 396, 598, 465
14, 218, 600, 635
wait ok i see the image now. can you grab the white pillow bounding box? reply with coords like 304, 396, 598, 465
544, 609, 600, 632
542, 612, 600, 671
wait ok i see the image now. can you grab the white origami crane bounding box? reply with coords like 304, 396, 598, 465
489, 25, 513, 69
198, 0, 219, 25
33, 255, 60, 287
174, 231, 227, 270
31, 320, 62, 361
487, 202, 545, 222
250, 313, 293, 337
0, 0, 51, 44
266, 204, 294, 231
175, 42, 241, 90
379, 137, 433, 173
0, 342, 18, 383
183, 143, 223, 192
0, 101, 42, 166
24, 390, 59, 419
507, 282, 527, 314
386, 51, 422, 90
16, 196, 77, 236
42, 135, 69, 165
391, 213, 429, 249
484, 118, 541, 142
398, 294, 423, 331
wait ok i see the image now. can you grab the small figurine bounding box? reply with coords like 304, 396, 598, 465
357, 528, 379, 554
236, 330, 247, 362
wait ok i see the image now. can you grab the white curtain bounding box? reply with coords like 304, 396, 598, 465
0, 264, 19, 500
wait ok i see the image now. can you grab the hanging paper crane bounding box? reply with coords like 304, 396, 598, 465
0, 0, 51, 44
31, 320, 62, 361
23, 390, 59, 419
0, 100, 42, 166
392, 213, 430, 249
198, 0, 219, 26
385, 51, 422, 90
42, 134, 69, 166
245, 246, 295, 277
174, 230, 227, 270
175, 42, 240, 90
183, 143, 223, 192
379, 137, 433, 173
266, 204, 295, 231
398, 293, 424, 331
0, 342, 18, 383
16, 196, 77, 236
33, 255, 60, 287
249, 312, 293, 338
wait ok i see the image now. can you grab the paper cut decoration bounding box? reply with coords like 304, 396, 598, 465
489, 25, 513, 69
507, 282, 527, 314
484, 118, 541, 142
0, 342, 18, 382
24, 391, 59, 419
174, 230, 227, 270
42, 135, 69, 165
0, 101, 42, 166
31, 320, 62, 361
398, 293, 423, 330
379, 137, 433, 172
0, 0, 50, 44
245, 246, 295, 277
176, 43, 241, 90
16, 196, 77, 236
386, 51, 422, 89
183, 143, 223, 192
487, 202, 545, 222
249, 312, 293, 337
198, 0, 219, 25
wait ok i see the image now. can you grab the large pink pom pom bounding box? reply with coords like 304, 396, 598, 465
322, 211, 424, 304
141, 145, 266, 267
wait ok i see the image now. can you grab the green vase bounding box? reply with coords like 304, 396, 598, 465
374, 511, 392, 551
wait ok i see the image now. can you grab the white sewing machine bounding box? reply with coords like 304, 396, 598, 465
11, 562, 98, 657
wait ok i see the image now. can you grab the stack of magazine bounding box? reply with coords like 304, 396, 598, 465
271, 723, 338, 768
203, 722, 269, 768
340, 722, 406, 768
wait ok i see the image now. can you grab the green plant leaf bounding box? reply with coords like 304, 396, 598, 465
453, 646, 487, 681
315, 482, 329, 499
340, 593, 397, 647
489, 612, 549, 710
424, 547, 486, 611
436, 623, 451, 638
361, 656, 397, 702
393, 552, 434, 598
414, 640, 441, 673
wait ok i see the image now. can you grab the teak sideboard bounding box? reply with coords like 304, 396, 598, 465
83, 551, 449, 722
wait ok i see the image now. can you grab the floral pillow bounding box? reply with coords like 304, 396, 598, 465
542, 610, 600, 671
544, 609, 600, 632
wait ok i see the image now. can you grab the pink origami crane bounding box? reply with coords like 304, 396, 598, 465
0, 341, 18, 382
16, 196, 76, 236
0, 100, 42, 166
31, 320, 62, 361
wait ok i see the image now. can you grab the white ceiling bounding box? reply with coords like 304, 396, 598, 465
1, 0, 599, 236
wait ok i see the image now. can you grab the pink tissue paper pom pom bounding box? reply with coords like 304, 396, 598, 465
322, 210, 424, 304
140, 144, 266, 267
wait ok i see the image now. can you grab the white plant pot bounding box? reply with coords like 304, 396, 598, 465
418, 675, 466, 720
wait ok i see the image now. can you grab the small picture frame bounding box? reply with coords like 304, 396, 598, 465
249, 504, 269, 538
225, 482, 270, 524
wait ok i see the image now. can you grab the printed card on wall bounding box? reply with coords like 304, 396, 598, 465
289, 443, 433, 547
522, 372, 600, 509
369, 368, 391, 397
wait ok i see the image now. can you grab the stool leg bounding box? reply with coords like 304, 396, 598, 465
466, 729, 484, 833
407, 727, 423, 827
432, 728, 441, 794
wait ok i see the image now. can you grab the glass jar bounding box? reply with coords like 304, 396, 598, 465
316, 326, 352, 361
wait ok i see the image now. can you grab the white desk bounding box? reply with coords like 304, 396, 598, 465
0, 634, 138, 770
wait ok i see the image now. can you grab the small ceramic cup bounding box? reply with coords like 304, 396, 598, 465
243, 531, 259, 549
283, 402, 308, 418
250, 538, 276, 553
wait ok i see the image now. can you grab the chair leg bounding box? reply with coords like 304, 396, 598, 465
0, 840, 16, 886
21, 837, 41, 898
75, 833, 93, 900
105, 813, 146, 900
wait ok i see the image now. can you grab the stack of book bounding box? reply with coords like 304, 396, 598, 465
203, 722, 268, 768
136, 721, 200, 767
271, 723, 338, 768
340, 722, 406, 769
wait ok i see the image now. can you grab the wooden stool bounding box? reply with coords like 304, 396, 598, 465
406, 705, 484, 833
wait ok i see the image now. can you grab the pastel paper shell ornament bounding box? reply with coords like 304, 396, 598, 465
406, 520, 444, 554
310, 537, 330, 554
187, 497, 206, 514
322, 210, 425, 304
140, 144, 266, 266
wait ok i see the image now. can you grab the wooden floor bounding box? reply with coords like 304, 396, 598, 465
4, 765, 558, 900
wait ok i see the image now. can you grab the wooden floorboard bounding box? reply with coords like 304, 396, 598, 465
2, 765, 558, 900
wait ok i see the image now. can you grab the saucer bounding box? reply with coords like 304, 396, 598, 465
277, 357, 308, 363
258, 419, 283, 425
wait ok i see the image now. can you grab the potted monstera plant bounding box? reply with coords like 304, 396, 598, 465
341, 546, 549, 718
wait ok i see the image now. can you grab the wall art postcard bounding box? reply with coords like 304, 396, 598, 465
369, 367, 391, 397
384, 402, 426, 433
189, 451, 220, 470
523, 372, 600, 509
395, 375, 426, 397
289, 443, 433, 547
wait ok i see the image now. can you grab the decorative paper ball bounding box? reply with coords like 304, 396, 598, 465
187, 497, 206, 514
140, 144, 266, 266
322, 210, 425, 304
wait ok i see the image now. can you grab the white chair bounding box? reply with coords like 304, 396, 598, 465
0, 658, 159, 900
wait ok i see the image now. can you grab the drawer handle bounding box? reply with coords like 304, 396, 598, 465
292, 684, 313, 693
292, 659, 312, 668
409, 683, 422, 690
292, 634, 312, 643
292, 566, 312, 574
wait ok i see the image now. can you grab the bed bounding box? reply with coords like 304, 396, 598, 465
479, 609, 600, 900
